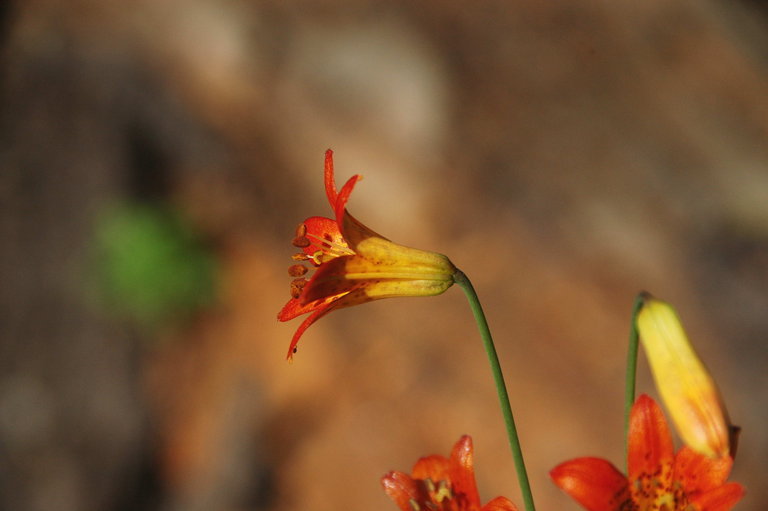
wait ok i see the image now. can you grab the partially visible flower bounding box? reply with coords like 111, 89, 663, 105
551, 394, 744, 511
637, 293, 731, 458
278, 149, 456, 359
382, 435, 519, 511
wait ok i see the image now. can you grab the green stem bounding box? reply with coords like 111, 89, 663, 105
454, 270, 535, 511
624, 292, 646, 468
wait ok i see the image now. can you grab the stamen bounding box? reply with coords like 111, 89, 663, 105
435, 480, 452, 502
408, 499, 421, 511
292, 253, 310, 261
290, 278, 307, 298
306, 232, 354, 257
292, 236, 311, 248
288, 264, 308, 277
295, 223, 307, 238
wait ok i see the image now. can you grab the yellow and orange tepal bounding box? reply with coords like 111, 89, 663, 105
636, 293, 732, 458
278, 150, 456, 360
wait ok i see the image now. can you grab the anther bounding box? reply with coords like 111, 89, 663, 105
290, 278, 307, 299
288, 264, 308, 277
292, 236, 311, 248
435, 480, 452, 502
295, 223, 307, 238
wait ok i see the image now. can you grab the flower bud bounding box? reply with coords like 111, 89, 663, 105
636, 294, 731, 458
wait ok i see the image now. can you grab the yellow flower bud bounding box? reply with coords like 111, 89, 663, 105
636, 294, 731, 458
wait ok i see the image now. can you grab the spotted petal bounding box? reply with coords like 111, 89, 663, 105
628, 394, 675, 486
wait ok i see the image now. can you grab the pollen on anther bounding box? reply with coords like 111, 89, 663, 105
295, 223, 307, 238
292, 236, 311, 248
288, 264, 308, 277
290, 278, 307, 298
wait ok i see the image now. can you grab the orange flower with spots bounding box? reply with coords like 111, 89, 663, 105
550, 394, 744, 511
381, 435, 519, 511
278, 150, 456, 359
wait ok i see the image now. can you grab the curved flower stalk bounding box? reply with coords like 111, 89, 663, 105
551, 394, 744, 511
636, 294, 732, 458
278, 150, 535, 511
278, 149, 456, 359
382, 435, 519, 511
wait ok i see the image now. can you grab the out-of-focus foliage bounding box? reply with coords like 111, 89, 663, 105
95, 202, 217, 330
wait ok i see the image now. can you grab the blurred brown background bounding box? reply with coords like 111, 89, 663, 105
1, 1, 767, 510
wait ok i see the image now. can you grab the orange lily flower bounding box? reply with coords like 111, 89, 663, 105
278, 150, 456, 359
550, 394, 744, 511
381, 435, 519, 511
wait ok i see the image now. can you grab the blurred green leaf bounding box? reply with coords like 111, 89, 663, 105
95, 202, 217, 330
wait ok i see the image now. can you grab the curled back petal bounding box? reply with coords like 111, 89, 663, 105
285, 287, 380, 359
550, 457, 630, 511
277, 297, 314, 322
278, 288, 346, 322
335, 174, 362, 233
285, 301, 337, 360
